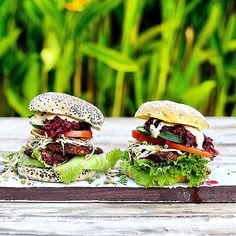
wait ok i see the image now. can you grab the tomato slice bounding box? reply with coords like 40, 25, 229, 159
132, 130, 165, 145
166, 140, 213, 158
64, 130, 92, 138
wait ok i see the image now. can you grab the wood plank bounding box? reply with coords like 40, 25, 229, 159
0, 186, 236, 202
0, 203, 236, 235
1, 217, 236, 235
1, 202, 236, 217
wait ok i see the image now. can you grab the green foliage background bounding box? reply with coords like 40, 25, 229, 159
0, 0, 236, 117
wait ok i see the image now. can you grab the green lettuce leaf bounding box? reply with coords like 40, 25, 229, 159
55, 149, 124, 184
18, 153, 45, 168
3, 151, 45, 168
32, 150, 51, 167
120, 153, 209, 187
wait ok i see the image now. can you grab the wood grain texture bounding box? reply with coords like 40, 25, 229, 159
0, 117, 236, 235
1, 186, 236, 203
0, 202, 236, 235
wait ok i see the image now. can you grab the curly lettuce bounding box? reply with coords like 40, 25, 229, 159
120, 153, 209, 187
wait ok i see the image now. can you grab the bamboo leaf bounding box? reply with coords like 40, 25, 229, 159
55, 40, 75, 92
74, 0, 122, 37
23, 0, 42, 28
33, 0, 63, 37
138, 20, 174, 48
112, 0, 143, 116
41, 32, 61, 71
194, 3, 221, 50
122, 0, 142, 49
23, 60, 40, 101
6, 88, 30, 117
181, 80, 216, 108
225, 40, 236, 53
0, 29, 21, 57
223, 13, 236, 52
80, 43, 139, 72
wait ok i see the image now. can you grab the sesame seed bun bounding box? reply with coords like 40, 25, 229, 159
135, 100, 209, 129
17, 165, 95, 183
29, 92, 104, 130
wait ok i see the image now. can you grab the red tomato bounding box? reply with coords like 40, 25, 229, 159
166, 141, 213, 158
132, 130, 165, 145
64, 130, 92, 138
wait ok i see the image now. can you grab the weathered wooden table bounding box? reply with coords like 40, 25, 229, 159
0, 117, 236, 235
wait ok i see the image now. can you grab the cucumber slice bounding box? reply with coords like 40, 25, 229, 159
136, 126, 151, 136
30, 120, 43, 129
158, 131, 183, 143
30, 115, 43, 129
31, 123, 43, 129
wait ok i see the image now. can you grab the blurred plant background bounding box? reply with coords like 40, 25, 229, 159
0, 0, 236, 117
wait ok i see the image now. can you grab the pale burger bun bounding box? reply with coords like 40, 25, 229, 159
135, 100, 209, 129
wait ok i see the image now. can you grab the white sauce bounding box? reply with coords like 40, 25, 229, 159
31, 112, 80, 125
149, 121, 204, 149
150, 121, 176, 138
184, 126, 204, 149
45, 114, 80, 122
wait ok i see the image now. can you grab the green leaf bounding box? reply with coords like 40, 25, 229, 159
0, 29, 21, 57
55, 40, 74, 92
22, 0, 42, 28
223, 13, 236, 52
74, 0, 122, 37
32, 150, 51, 168
23, 59, 40, 101
138, 20, 174, 48
41, 32, 61, 71
80, 43, 139, 72
121, 153, 209, 187
19, 153, 45, 168
55, 149, 123, 184
181, 80, 216, 109
5, 88, 30, 117
33, 0, 63, 38
194, 3, 221, 50
112, 0, 143, 116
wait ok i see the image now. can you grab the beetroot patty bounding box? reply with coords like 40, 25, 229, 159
146, 151, 179, 162
24, 143, 103, 165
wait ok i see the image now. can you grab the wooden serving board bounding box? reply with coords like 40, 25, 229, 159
0, 117, 236, 203
0, 163, 235, 202
0, 186, 236, 203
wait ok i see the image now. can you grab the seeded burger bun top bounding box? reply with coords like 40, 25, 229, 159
135, 100, 209, 129
29, 92, 104, 130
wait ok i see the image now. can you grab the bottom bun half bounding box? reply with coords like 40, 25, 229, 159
17, 164, 95, 183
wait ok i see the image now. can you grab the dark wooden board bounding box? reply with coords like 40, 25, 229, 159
0, 186, 236, 202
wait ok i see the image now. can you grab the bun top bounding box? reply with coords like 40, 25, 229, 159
135, 100, 209, 129
29, 92, 104, 130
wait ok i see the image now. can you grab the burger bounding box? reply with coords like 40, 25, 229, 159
16, 92, 118, 183
121, 100, 219, 187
